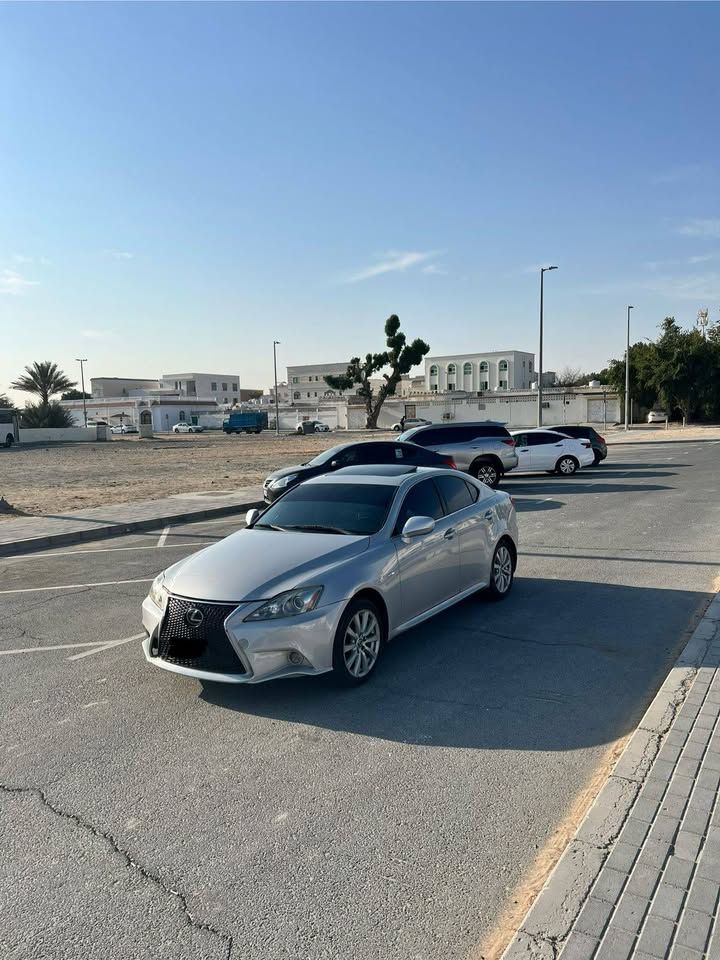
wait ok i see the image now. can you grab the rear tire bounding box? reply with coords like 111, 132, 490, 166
4, 434, 14, 448
472, 459, 502, 488
487, 540, 514, 600
556, 456, 578, 476
592, 450, 602, 466
332, 597, 385, 686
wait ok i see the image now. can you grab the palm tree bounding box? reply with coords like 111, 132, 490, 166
0, 392, 12, 408
21, 400, 75, 428
11, 361, 76, 407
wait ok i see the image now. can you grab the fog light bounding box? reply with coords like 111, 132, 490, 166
288, 651, 304, 665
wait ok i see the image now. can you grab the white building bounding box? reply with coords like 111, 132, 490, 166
287, 362, 360, 403
161, 372, 241, 406
62, 395, 220, 431
425, 350, 536, 393
90, 377, 159, 398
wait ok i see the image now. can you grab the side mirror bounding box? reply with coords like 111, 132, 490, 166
245, 508, 261, 527
401, 515, 435, 538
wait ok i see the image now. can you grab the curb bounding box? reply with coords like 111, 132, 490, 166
0, 498, 263, 559
501, 591, 720, 959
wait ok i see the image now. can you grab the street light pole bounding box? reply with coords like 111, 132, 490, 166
272, 340, 281, 435
537, 266, 558, 427
625, 305, 633, 431
75, 358, 88, 427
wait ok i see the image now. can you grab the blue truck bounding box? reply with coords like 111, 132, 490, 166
222, 411, 268, 435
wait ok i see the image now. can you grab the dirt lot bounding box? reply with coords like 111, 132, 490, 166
0, 431, 393, 518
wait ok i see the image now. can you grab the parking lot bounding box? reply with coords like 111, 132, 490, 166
2, 440, 719, 960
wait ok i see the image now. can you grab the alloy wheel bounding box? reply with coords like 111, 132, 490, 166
558, 457, 576, 475
343, 609, 381, 678
477, 464, 498, 486
492, 544, 513, 594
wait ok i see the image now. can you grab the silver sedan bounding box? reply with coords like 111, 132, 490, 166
141, 466, 518, 686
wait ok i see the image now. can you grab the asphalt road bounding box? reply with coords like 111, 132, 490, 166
1, 440, 719, 960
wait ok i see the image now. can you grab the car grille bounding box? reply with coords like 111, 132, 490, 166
157, 596, 246, 674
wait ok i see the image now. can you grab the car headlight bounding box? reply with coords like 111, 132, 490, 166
269, 473, 298, 490
148, 573, 168, 609
244, 586, 323, 622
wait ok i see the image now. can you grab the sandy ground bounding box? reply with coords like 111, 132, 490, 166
1, 424, 718, 519
0, 431, 390, 518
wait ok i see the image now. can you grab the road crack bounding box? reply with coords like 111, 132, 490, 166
0, 782, 233, 959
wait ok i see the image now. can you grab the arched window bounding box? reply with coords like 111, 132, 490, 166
479, 361, 488, 373
140, 410, 152, 425
293, 391, 301, 399
463, 362, 472, 375
429, 365, 438, 376
179, 410, 185, 421
447, 363, 456, 375
499, 359, 508, 372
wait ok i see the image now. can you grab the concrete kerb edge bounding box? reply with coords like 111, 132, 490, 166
0, 499, 264, 558
501, 590, 720, 959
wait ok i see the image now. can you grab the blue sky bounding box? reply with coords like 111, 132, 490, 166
1, 2, 719, 399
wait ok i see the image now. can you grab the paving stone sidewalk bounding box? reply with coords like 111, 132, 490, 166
503, 593, 720, 960
0, 486, 263, 557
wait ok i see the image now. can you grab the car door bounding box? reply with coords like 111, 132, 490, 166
392, 478, 460, 624
529, 431, 566, 470
433, 475, 493, 590
513, 433, 532, 470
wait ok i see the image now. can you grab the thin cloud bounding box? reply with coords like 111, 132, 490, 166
688, 253, 716, 265
422, 263, 448, 276
651, 164, 704, 185
677, 219, 720, 238
104, 249, 134, 260
81, 328, 114, 340
584, 271, 720, 301
0, 269, 39, 295
12, 254, 50, 266
341, 250, 442, 284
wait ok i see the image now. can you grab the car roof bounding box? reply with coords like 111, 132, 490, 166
335, 464, 419, 476
511, 427, 568, 434
303, 466, 459, 487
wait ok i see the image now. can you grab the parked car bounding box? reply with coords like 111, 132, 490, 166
223, 411, 268, 434
263, 440, 457, 503
391, 416, 431, 432
647, 410, 668, 424
509, 429, 594, 475
296, 420, 330, 434
141, 467, 518, 686
398, 421, 518, 488
173, 421, 204, 434
110, 423, 138, 434
545, 424, 607, 464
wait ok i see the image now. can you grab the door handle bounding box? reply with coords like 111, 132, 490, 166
443, 527, 456, 540
483, 510, 494, 521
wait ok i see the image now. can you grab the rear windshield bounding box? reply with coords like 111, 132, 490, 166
255, 483, 395, 536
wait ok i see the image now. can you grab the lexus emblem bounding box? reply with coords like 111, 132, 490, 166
185, 607, 204, 628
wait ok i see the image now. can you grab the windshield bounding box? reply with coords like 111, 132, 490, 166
255, 482, 395, 535
305, 443, 350, 467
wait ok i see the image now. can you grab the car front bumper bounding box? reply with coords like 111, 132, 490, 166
141, 593, 346, 684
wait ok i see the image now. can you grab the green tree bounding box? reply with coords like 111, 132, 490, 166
20, 401, 75, 428
652, 317, 713, 423
325, 314, 430, 428
0, 392, 13, 408
61, 389, 92, 401
555, 366, 585, 387
11, 361, 76, 407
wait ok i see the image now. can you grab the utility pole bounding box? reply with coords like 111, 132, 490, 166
625, 306, 633, 430
272, 340, 281, 435
537, 266, 558, 427
75, 358, 88, 427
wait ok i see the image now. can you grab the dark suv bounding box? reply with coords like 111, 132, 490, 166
545, 425, 607, 464
263, 440, 457, 503
398, 421, 518, 487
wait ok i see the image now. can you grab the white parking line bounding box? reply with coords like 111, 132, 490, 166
67, 633, 145, 660
3, 541, 216, 562
157, 525, 171, 548
0, 578, 153, 595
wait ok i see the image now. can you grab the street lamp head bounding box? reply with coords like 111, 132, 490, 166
541, 265, 558, 273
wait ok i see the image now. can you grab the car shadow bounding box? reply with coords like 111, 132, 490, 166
511, 497, 564, 512
501, 480, 674, 496
199, 577, 710, 753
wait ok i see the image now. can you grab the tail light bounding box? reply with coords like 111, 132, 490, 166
597, 435, 605, 444
502, 438, 516, 447
582, 441, 591, 448
441, 456, 458, 469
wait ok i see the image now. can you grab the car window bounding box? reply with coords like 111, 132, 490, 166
434, 475, 475, 514
514, 433, 529, 446
464, 480, 480, 502
257, 483, 395, 535
394, 479, 445, 534
527, 432, 561, 446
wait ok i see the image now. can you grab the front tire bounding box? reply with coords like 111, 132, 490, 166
487, 540, 514, 600
332, 598, 385, 686
472, 459, 502, 488
556, 456, 578, 476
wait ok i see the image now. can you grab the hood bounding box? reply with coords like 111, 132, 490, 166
163, 528, 369, 602
265, 462, 314, 483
